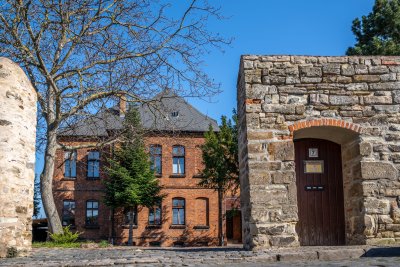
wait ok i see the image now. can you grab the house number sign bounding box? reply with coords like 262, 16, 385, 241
304, 160, 324, 174
308, 148, 318, 158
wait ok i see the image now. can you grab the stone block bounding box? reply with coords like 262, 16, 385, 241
373, 105, 399, 114
369, 66, 389, 74
364, 198, 390, 214
258, 224, 286, 235
271, 171, 295, 184
346, 83, 369, 91
364, 214, 377, 236
361, 161, 397, 180
278, 251, 318, 262
310, 94, 329, 105
248, 172, 271, 186
385, 133, 400, 141
300, 77, 322, 83
353, 75, 381, 82
363, 95, 392, 104
247, 131, 274, 140
300, 66, 322, 77
268, 142, 294, 161
243, 60, 254, 69
393, 90, 400, 103
322, 63, 341, 75
285, 76, 300, 84
329, 95, 359, 105
318, 248, 365, 261
386, 224, 400, 232
262, 104, 296, 114
366, 238, 396, 245
269, 236, 298, 247
354, 64, 369, 74
341, 64, 355, 76
369, 82, 400, 90
378, 215, 394, 224
278, 86, 307, 94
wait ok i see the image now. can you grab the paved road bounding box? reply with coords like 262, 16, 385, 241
0, 246, 400, 266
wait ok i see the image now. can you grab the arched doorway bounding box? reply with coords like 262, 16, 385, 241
295, 138, 345, 246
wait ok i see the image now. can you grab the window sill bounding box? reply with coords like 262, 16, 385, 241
170, 225, 186, 229
61, 177, 76, 181
84, 225, 100, 229
146, 225, 162, 229
86, 177, 100, 181
155, 174, 162, 178
169, 174, 186, 178
193, 226, 210, 230
192, 174, 204, 179
121, 224, 138, 229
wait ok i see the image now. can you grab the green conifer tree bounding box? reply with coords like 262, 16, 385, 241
347, 0, 400, 55
104, 107, 163, 245
199, 112, 239, 246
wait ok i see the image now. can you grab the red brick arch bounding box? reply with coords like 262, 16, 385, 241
288, 118, 362, 137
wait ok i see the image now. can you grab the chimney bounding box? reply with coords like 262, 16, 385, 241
119, 93, 126, 117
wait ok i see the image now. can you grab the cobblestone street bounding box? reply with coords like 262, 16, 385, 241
0, 246, 399, 266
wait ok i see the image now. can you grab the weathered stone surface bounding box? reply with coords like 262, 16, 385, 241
361, 161, 398, 180
341, 64, 355, 76
300, 66, 322, 77
247, 131, 274, 140
364, 198, 390, 214
363, 95, 392, 104
329, 95, 359, 105
238, 55, 400, 250
268, 142, 294, 161
360, 142, 372, 156
271, 171, 295, 184
322, 64, 340, 75
353, 75, 380, 82
318, 248, 365, 261
369, 82, 400, 90
0, 58, 37, 257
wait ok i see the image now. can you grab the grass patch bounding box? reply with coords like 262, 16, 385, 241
32, 242, 82, 248
32, 240, 111, 249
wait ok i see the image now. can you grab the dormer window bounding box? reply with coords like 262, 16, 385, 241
171, 111, 179, 118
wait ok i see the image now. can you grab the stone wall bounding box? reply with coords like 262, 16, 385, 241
237, 55, 400, 250
0, 58, 37, 257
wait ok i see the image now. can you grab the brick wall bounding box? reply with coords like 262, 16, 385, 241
54, 133, 222, 246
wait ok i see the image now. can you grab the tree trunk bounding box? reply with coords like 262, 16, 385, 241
110, 208, 115, 245
218, 189, 224, 246
41, 128, 63, 234
128, 210, 134, 246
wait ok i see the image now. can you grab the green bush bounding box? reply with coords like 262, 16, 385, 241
99, 240, 110, 248
49, 226, 82, 244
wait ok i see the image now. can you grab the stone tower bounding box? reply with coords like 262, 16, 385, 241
238, 56, 400, 250
0, 58, 37, 257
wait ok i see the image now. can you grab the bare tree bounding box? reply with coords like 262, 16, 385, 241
0, 0, 228, 234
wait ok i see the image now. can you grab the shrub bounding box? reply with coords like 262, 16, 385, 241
99, 240, 110, 248
49, 226, 82, 244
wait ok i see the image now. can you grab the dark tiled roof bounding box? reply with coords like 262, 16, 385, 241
58, 90, 219, 137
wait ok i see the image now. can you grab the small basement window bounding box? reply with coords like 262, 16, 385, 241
149, 241, 161, 247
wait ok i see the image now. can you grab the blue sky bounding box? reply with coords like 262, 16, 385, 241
187, 0, 375, 120
34, 0, 375, 217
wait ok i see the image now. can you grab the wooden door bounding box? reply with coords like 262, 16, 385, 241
295, 139, 345, 246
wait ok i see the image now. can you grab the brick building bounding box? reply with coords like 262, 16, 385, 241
53, 91, 241, 246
